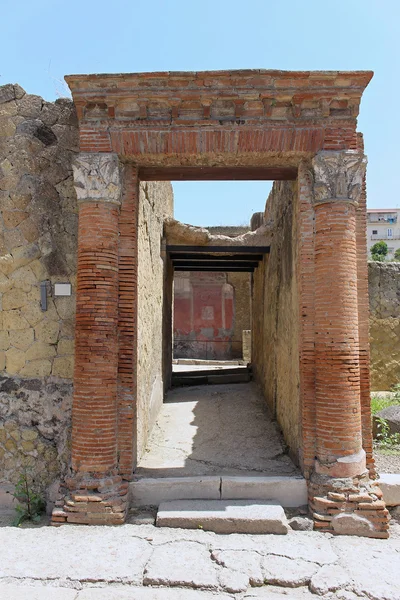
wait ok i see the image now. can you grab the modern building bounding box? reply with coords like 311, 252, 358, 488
367, 208, 400, 259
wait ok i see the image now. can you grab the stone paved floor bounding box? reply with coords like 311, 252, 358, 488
136, 383, 299, 478
1, 521, 400, 599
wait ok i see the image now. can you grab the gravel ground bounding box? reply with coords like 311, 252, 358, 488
374, 449, 400, 474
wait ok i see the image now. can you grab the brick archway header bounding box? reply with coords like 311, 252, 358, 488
65, 69, 372, 161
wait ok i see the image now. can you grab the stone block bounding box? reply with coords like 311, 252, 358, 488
54, 297, 75, 320
20, 359, 52, 377
156, 500, 289, 534
11, 243, 41, 270
9, 265, 37, 291
130, 476, 221, 507
0, 119, 16, 138
35, 320, 60, 344
3, 309, 30, 331
143, 540, 219, 589
9, 328, 34, 351
0, 331, 9, 350
379, 473, 400, 506
0, 351, 5, 370
25, 341, 56, 361
221, 476, 307, 507
2, 289, 28, 311
52, 356, 74, 379
18, 217, 39, 243
57, 339, 74, 355
2, 211, 28, 229
0, 100, 18, 117
0, 272, 12, 293
0, 84, 16, 104
5, 347, 25, 374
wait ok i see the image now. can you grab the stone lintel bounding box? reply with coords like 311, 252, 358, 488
72, 152, 122, 205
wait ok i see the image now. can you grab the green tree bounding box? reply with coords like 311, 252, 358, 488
370, 241, 388, 262
394, 248, 400, 261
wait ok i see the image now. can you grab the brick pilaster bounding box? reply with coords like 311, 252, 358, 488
52, 153, 128, 526
117, 165, 139, 478
309, 151, 389, 537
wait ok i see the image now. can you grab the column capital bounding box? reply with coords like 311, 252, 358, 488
312, 150, 366, 207
73, 152, 123, 205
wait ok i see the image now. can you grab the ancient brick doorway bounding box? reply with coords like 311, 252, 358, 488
57, 69, 390, 537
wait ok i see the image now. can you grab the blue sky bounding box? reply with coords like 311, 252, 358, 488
1, 0, 399, 225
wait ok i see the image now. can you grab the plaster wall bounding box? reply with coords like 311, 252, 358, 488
369, 261, 400, 391
136, 180, 173, 460
173, 271, 250, 360
252, 181, 300, 462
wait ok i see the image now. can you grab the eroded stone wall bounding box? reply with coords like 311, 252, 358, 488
0, 84, 78, 498
252, 181, 300, 462
369, 262, 400, 391
0, 84, 78, 379
137, 180, 174, 460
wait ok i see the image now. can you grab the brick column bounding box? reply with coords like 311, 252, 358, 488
309, 151, 389, 538
52, 153, 128, 526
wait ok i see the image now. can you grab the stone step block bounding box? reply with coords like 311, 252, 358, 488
379, 473, 400, 506
156, 499, 289, 534
129, 476, 221, 507
221, 476, 308, 507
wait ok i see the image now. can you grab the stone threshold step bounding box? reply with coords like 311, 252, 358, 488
156, 499, 289, 534
172, 372, 251, 386
129, 475, 307, 508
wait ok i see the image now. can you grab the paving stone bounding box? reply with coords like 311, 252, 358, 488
156, 500, 289, 534
262, 555, 319, 587
258, 532, 338, 565
0, 527, 152, 584
78, 589, 232, 600
218, 567, 250, 593
130, 476, 221, 507
333, 535, 400, 600
309, 564, 350, 595
0, 585, 78, 600
221, 476, 307, 507
212, 549, 264, 586
143, 541, 219, 589
379, 473, 400, 506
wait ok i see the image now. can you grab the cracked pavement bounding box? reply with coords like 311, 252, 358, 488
136, 383, 299, 478
1, 522, 400, 599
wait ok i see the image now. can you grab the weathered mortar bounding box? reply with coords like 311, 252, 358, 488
369, 261, 400, 391
252, 181, 300, 462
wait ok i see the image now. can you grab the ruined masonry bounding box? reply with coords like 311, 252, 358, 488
0, 70, 390, 537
